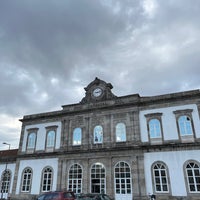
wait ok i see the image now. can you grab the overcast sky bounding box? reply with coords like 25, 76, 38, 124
1, 0, 200, 149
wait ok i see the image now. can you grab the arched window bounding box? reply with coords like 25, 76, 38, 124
91, 163, 105, 193
68, 164, 82, 194
27, 132, 36, 149
73, 128, 82, 145
114, 161, 132, 195
21, 167, 32, 192
149, 119, 161, 138
46, 130, 55, 148
185, 161, 200, 192
41, 167, 53, 192
116, 123, 126, 142
1, 170, 11, 195
178, 115, 193, 136
93, 125, 103, 144
152, 162, 169, 192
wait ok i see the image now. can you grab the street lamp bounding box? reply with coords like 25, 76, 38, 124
1, 142, 11, 199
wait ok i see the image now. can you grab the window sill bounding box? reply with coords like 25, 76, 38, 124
181, 135, 194, 143
26, 148, 34, 154
150, 138, 163, 145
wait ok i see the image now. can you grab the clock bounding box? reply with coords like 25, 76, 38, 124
92, 87, 103, 97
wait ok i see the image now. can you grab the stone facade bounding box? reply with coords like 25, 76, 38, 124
1, 77, 200, 200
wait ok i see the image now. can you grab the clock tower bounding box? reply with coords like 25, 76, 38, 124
80, 77, 117, 103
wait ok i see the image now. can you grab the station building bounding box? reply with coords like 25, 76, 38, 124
1, 77, 200, 200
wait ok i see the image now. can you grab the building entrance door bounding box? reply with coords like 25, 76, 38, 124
91, 163, 106, 194
114, 161, 132, 200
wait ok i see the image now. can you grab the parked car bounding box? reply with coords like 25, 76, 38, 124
36, 191, 75, 200
76, 193, 113, 200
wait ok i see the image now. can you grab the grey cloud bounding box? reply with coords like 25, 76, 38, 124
0, 0, 200, 148
0, 0, 143, 114
0, 0, 130, 77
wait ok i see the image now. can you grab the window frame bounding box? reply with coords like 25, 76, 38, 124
115, 122, 126, 142
151, 161, 170, 194
93, 125, 103, 144
0, 169, 11, 195
41, 166, 53, 192
173, 109, 195, 142
184, 160, 200, 194
114, 161, 132, 195
68, 163, 83, 194
145, 113, 163, 144
21, 167, 33, 193
148, 119, 162, 138
26, 128, 38, 153
72, 128, 82, 146
45, 126, 58, 151
90, 163, 106, 194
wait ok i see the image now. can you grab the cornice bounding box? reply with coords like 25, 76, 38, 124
14, 142, 200, 160
19, 89, 200, 123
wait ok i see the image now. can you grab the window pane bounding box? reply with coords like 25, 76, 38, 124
162, 178, 167, 184
116, 123, 126, 142
178, 116, 193, 136
156, 185, 161, 191
114, 162, 132, 194
153, 163, 169, 192
21, 168, 32, 192
47, 131, 55, 147
195, 177, 200, 184
187, 170, 193, 176
149, 119, 161, 138
73, 128, 82, 145
41, 167, 53, 192
94, 126, 103, 144
163, 185, 168, 191
27, 133, 36, 149
91, 163, 105, 194
1, 170, 11, 193
195, 170, 200, 176
186, 162, 200, 192
161, 170, 166, 176
190, 185, 195, 191
68, 164, 82, 194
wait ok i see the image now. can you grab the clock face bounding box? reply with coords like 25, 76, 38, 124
92, 87, 103, 97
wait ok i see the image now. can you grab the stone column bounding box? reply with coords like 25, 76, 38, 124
132, 154, 146, 199
60, 119, 66, 149
57, 158, 63, 190
18, 124, 25, 154
131, 109, 141, 142
82, 159, 89, 193
62, 119, 70, 150
107, 157, 114, 198
11, 159, 20, 198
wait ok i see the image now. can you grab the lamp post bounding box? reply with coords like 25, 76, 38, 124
1, 142, 11, 200
2, 143, 10, 150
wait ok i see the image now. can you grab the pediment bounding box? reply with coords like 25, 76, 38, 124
80, 77, 117, 103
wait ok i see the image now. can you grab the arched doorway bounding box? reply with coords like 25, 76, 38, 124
114, 161, 132, 200
91, 163, 106, 194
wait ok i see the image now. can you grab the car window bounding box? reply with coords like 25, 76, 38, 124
44, 194, 53, 200
102, 195, 110, 200
37, 194, 46, 200
63, 192, 73, 198
44, 193, 59, 200
52, 193, 59, 200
